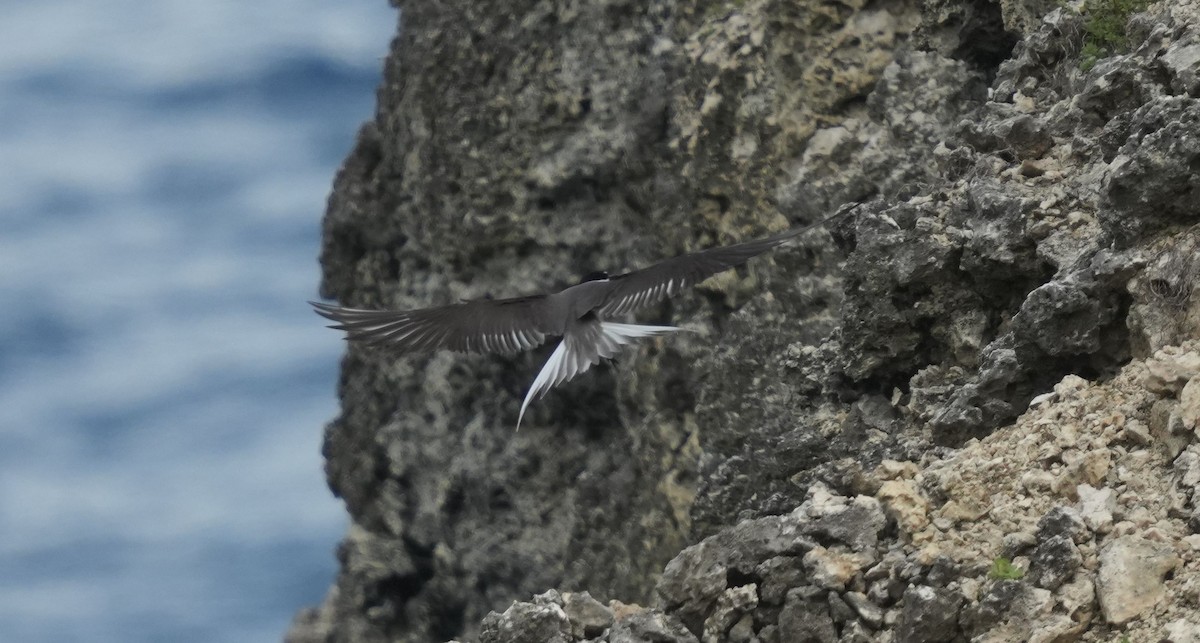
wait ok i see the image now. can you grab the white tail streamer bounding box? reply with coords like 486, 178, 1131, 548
516, 322, 681, 429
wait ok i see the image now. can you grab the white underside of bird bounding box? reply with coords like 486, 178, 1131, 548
517, 319, 681, 429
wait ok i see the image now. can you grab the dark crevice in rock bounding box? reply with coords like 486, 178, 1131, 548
952, 0, 1021, 76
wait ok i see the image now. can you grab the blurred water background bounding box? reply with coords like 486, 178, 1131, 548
0, 1, 396, 640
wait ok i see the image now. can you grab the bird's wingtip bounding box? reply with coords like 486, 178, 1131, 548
310, 301, 350, 323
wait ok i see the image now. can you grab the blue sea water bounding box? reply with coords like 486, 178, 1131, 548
0, 2, 396, 641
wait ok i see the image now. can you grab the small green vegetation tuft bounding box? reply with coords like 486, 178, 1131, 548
989, 557, 1025, 580
1079, 0, 1152, 70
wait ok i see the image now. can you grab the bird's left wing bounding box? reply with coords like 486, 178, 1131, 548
598, 215, 840, 316
311, 295, 558, 355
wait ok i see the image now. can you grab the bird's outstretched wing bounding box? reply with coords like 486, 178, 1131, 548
598, 211, 843, 316
311, 295, 557, 355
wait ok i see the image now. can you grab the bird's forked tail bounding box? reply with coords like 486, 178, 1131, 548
516, 322, 682, 429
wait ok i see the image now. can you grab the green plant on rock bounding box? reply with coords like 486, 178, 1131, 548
988, 556, 1025, 580
1078, 0, 1152, 70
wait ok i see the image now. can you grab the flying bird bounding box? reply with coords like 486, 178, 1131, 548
313, 208, 849, 428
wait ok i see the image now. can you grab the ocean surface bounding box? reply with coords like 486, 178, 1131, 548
0, 2, 396, 641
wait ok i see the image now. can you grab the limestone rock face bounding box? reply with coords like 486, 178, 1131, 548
288, 0, 1200, 641
1096, 536, 1179, 625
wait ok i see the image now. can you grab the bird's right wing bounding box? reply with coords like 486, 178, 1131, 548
311, 295, 559, 355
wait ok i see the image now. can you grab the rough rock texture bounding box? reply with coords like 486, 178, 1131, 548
288, 0, 1200, 641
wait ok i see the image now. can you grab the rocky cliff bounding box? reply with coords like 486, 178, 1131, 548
287, 0, 1200, 641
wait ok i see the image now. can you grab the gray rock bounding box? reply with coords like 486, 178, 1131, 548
727, 613, 755, 643
608, 608, 697, 643
1152, 399, 1192, 460
480, 591, 571, 643
959, 110, 1053, 159
1102, 97, 1200, 245
1165, 618, 1200, 643
1011, 281, 1105, 357
826, 591, 855, 625
895, 585, 962, 643
963, 580, 1053, 638
868, 578, 901, 609
1129, 234, 1200, 353
844, 591, 885, 629
992, 9, 1083, 100
778, 589, 838, 643
755, 556, 806, 606
924, 555, 961, 588
1035, 506, 1090, 544
1077, 484, 1117, 534
702, 585, 758, 642
1028, 534, 1082, 590
838, 621, 877, 643
562, 592, 613, 639
802, 497, 888, 552
1001, 531, 1038, 558
656, 512, 816, 634
1164, 37, 1200, 96
1077, 56, 1161, 128
1175, 446, 1200, 523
